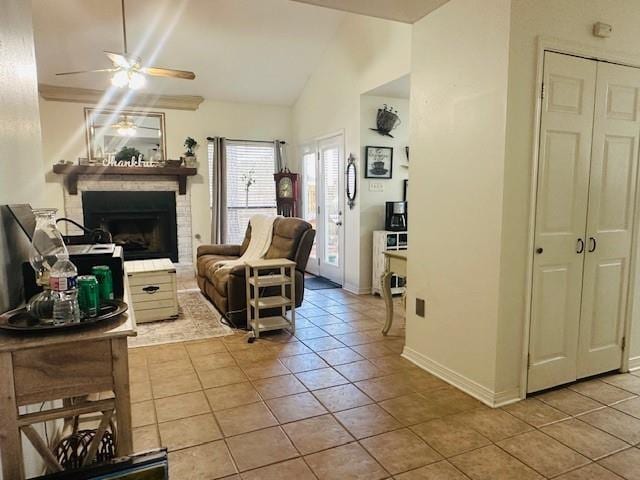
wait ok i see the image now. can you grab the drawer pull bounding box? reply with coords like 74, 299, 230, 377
142, 285, 160, 294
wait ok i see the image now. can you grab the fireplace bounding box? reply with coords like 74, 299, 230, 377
82, 191, 178, 262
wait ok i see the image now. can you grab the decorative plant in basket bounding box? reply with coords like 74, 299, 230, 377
183, 136, 199, 167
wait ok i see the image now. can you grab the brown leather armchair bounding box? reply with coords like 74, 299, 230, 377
196, 217, 315, 328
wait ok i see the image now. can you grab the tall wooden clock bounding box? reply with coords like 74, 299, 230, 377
274, 171, 299, 217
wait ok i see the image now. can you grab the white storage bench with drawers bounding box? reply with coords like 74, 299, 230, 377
124, 258, 179, 323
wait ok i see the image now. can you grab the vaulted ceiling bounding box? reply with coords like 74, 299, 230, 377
31, 0, 345, 105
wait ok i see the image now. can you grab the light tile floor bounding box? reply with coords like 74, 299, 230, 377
128, 286, 640, 479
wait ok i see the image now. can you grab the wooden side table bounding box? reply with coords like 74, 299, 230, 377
245, 259, 296, 340
0, 289, 137, 479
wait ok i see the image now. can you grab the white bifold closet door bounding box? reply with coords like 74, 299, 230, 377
578, 61, 640, 378
528, 52, 640, 393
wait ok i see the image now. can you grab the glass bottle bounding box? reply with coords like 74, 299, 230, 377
26, 208, 68, 322
29, 208, 68, 286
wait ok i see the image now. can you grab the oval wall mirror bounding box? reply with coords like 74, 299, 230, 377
346, 153, 357, 209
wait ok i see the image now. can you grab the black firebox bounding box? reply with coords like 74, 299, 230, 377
82, 191, 178, 262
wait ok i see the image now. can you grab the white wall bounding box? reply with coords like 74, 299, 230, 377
404, 0, 640, 403
39, 98, 292, 259
0, 2, 58, 477
291, 13, 412, 292
403, 0, 511, 402
496, 0, 640, 394
0, 0, 45, 207
360, 95, 409, 291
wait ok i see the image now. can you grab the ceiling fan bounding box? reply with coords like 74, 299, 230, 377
55, 0, 195, 90
93, 115, 160, 137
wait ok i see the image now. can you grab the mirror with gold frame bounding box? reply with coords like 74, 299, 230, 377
84, 108, 166, 163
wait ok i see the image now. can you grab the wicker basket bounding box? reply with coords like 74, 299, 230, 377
54, 427, 116, 470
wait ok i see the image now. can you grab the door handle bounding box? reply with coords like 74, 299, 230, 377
536, 247, 544, 254
577, 238, 585, 254
589, 237, 597, 253
142, 285, 160, 294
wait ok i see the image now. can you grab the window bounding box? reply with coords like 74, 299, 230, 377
209, 140, 277, 243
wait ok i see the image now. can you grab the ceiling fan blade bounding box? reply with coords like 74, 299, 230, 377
104, 51, 132, 69
137, 126, 160, 130
55, 68, 116, 76
142, 67, 196, 80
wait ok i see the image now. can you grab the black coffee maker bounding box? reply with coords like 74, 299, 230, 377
385, 201, 407, 231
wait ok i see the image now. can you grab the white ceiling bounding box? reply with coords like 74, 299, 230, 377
31, 0, 346, 105
292, 0, 449, 23
364, 74, 410, 99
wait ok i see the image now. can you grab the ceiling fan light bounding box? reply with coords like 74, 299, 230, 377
111, 69, 129, 88
128, 71, 146, 90
117, 125, 136, 137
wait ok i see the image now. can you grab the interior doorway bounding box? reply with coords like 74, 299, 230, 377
301, 133, 345, 286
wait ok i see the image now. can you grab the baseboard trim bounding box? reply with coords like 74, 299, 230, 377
343, 283, 371, 295
629, 356, 640, 371
402, 346, 522, 408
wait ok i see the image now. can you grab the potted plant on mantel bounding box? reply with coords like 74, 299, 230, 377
182, 137, 198, 168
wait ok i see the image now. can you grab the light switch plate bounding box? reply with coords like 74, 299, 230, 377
369, 182, 384, 192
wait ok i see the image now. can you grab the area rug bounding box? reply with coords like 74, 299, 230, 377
305, 275, 342, 290
128, 288, 233, 348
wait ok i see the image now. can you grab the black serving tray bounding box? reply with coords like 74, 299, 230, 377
0, 300, 128, 333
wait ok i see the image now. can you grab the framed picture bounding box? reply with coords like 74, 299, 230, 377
365, 146, 393, 179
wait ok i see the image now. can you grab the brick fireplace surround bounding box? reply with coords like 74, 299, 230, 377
62, 174, 193, 263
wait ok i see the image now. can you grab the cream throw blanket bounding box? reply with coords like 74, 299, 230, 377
212, 214, 277, 272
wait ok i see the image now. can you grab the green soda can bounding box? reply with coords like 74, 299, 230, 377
91, 265, 114, 302
78, 275, 99, 318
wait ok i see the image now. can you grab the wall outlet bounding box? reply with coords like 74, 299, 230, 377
369, 182, 384, 192
593, 22, 612, 38
415, 298, 425, 317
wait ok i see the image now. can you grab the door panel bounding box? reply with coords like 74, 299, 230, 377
539, 131, 582, 232
590, 259, 625, 347
528, 52, 597, 393
532, 265, 572, 362
577, 61, 640, 378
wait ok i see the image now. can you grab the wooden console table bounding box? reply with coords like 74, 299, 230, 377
0, 297, 137, 478
381, 250, 407, 335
